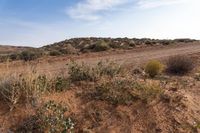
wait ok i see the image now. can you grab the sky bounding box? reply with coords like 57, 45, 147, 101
0, 0, 199, 47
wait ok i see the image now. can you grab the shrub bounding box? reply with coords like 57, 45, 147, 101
53, 77, 71, 92
37, 101, 75, 133
9, 53, 19, 60
95, 61, 122, 77
166, 55, 194, 75
16, 101, 75, 133
49, 50, 62, 56
0, 74, 41, 110
59, 44, 77, 55
68, 61, 95, 82
93, 79, 135, 105
20, 50, 41, 61
92, 40, 110, 52
145, 60, 163, 78
90, 78, 162, 105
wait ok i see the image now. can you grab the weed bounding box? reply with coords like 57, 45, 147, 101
16, 101, 75, 133
37, 100, 75, 133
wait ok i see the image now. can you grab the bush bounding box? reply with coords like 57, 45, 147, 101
166, 56, 194, 75
90, 78, 162, 105
68, 61, 95, 82
9, 53, 19, 60
96, 61, 122, 77
53, 77, 71, 92
145, 60, 163, 78
37, 101, 75, 133
20, 50, 41, 61
0, 74, 42, 110
16, 101, 75, 133
49, 50, 62, 56
93, 40, 110, 52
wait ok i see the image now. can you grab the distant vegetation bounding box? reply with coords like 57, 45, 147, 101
0, 38, 197, 62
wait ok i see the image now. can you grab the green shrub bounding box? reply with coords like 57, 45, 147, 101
20, 50, 41, 61
49, 50, 62, 56
68, 61, 95, 82
145, 60, 163, 78
16, 101, 75, 133
9, 53, 19, 60
96, 61, 122, 77
59, 44, 77, 55
132, 82, 162, 103
93, 79, 135, 105
37, 101, 75, 133
93, 40, 110, 52
166, 55, 194, 75
90, 78, 162, 105
53, 77, 71, 92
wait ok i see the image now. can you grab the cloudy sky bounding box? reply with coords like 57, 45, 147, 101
0, 0, 199, 47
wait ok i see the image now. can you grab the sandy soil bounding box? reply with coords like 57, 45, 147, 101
0, 42, 200, 132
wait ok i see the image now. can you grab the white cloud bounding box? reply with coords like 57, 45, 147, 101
137, 0, 188, 9
67, 0, 189, 21
67, 0, 130, 21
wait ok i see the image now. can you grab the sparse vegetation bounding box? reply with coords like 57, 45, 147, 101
166, 55, 194, 75
89, 78, 162, 105
68, 61, 122, 82
145, 60, 163, 78
16, 100, 75, 133
68, 61, 95, 82
95, 61, 122, 77
0, 40, 200, 132
0, 74, 41, 110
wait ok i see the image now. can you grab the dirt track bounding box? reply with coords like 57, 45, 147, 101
1, 42, 200, 74
40, 42, 200, 72
77, 42, 200, 65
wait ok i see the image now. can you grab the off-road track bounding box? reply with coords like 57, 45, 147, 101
38, 42, 200, 73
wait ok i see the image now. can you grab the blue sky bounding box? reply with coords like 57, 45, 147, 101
0, 0, 199, 47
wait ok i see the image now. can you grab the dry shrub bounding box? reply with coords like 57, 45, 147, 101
68, 61, 95, 82
166, 55, 194, 75
95, 61, 122, 78
0, 70, 70, 110
145, 60, 163, 78
67, 61, 122, 82
90, 78, 162, 105
0, 73, 41, 110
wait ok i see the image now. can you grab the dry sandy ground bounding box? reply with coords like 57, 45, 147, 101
0, 42, 200, 132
